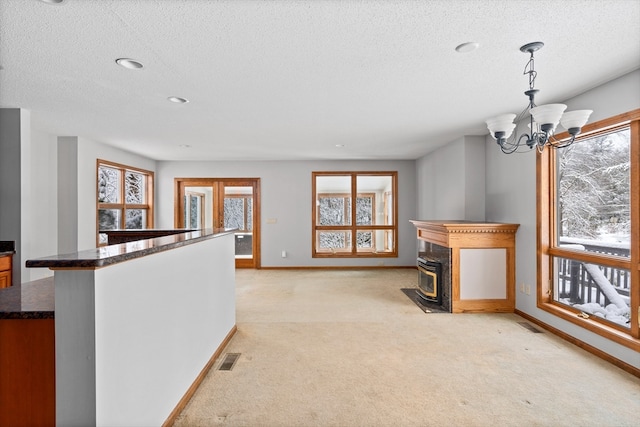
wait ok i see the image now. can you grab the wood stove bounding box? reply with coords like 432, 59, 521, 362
417, 257, 442, 304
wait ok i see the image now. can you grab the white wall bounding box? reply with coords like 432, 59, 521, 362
157, 160, 417, 267
485, 69, 640, 369
57, 136, 157, 253
463, 136, 486, 221
416, 135, 485, 221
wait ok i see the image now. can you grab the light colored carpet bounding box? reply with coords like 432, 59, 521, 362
174, 269, 640, 426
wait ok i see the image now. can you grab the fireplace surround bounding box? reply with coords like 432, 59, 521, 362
410, 220, 519, 313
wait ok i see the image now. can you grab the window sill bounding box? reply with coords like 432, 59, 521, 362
312, 252, 398, 258
538, 301, 640, 352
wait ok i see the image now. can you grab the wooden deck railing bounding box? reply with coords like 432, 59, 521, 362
556, 241, 630, 306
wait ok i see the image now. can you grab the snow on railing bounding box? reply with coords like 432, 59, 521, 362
557, 241, 630, 328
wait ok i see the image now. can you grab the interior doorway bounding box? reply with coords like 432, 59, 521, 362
175, 178, 260, 268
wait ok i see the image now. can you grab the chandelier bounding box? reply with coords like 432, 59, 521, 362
486, 42, 592, 154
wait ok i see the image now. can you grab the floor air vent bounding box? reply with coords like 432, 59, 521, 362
518, 322, 543, 333
218, 353, 241, 371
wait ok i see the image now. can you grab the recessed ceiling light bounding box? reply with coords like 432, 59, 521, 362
168, 96, 189, 104
335, 144, 345, 148
115, 58, 144, 69
40, 0, 65, 4
455, 42, 480, 53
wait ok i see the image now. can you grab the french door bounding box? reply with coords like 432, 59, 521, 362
175, 178, 260, 268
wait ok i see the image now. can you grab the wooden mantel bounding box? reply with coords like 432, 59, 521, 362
410, 220, 520, 249
410, 220, 520, 313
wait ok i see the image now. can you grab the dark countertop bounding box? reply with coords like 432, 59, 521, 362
26, 228, 234, 269
0, 240, 16, 255
0, 276, 54, 319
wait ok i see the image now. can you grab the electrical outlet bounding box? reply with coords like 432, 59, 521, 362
525, 284, 531, 295
520, 283, 525, 293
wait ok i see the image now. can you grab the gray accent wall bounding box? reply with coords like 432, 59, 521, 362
0, 108, 30, 284
156, 160, 417, 267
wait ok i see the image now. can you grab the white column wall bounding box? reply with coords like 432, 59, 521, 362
26, 129, 57, 281
57, 137, 79, 255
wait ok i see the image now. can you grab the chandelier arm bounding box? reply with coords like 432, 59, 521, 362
517, 132, 534, 150
552, 135, 577, 149
500, 143, 519, 154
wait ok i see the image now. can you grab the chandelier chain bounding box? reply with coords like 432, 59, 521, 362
524, 54, 538, 95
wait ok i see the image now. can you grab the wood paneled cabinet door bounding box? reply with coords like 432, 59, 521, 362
0, 255, 11, 288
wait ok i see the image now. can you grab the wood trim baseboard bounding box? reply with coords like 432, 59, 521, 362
259, 265, 416, 270
162, 324, 238, 427
514, 310, 640, 378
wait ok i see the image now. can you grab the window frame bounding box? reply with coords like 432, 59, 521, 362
537, 109, 640, 351
312, 171, 398, 258
96, 159, 154, 246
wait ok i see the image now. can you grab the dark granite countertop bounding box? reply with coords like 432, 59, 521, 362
26, 228, 234, 269
0, 276, 54, 319
0, 240, 16, 255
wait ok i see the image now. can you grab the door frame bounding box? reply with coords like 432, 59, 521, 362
174, 177, 261, 269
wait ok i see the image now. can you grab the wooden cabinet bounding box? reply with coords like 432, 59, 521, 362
0, 255, 12, 288
0, 318, 56, 426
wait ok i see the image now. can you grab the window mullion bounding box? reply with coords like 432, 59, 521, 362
352, 175, 359, 254
630, 119, 639, 337
120, 169, 126, 229
244, 197, 249, 231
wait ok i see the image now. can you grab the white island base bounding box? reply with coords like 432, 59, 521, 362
31, 230, 236, 426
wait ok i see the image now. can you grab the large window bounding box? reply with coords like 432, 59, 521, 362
538, 109, 639, 350
97, 160, 154, 246
312, 172, 397, 257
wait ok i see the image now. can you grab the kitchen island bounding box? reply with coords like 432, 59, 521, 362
21, 228, 236, 427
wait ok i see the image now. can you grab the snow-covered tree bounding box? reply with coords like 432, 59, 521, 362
557, 129, 630, 241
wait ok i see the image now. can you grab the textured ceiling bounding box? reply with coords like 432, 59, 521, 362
1, 0, 639, 161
